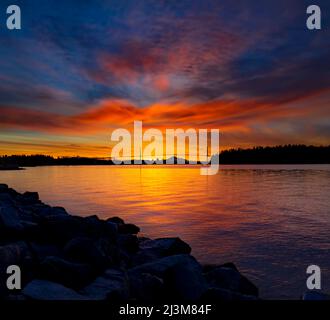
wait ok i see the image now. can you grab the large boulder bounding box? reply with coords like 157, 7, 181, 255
130, 254, 207, 302
132, 238, 191, 265
129, 254, 197, 278
63, 237, 114, 273
140, 238, 191, 255
205, 266, 258, 297
0, 206, 23, 234
118, 234, 139, 254
107, 217, 125, 225
118, 223, 140, 235
0, 241, 31, 266
0, 184, 9, 192
163, 258, 207, 301
0, 187, 19, 199
129, 272, 164, 302
33, 205, 69, 220
16, 192, 41, 206
81, 269, 129, 301
0, 193, 15, 207
29, 242, 61, 262
36, 215, 117, 244
39, 256, 94, 289
23, 280, 87, 300
23, 192, 39, 201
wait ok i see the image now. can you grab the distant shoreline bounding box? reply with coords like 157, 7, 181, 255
1, 145, 330, 167
2, 162, 330, 168
0, 165, 24, 171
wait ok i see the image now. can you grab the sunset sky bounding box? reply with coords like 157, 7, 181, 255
0, 0, 330, 157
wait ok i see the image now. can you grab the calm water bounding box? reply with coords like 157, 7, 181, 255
1, 165, 330, 299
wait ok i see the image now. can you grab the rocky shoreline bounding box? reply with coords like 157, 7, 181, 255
0, 184, 328, 301
0, 183, 260, 301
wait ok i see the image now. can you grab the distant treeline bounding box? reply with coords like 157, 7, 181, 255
1, 145, 330, 167
0, 155, 113, 167
215, 145, 330, 164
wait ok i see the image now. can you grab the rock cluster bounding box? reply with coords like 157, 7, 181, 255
0, 184, 259, 301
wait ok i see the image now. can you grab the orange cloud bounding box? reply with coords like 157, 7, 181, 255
1, 87, 330, 138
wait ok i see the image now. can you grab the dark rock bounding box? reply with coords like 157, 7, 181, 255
21, 220, 39, 230
81, 269, 129, 301
131, 248, 163, 266
132, 238, 191, 266
33, 216, 81, 243
17, 192, 40, 205
203, 262, 238, 273
35, 206, 68, 219
84, 215, 100, 224
23, 192, 39, 201
39, 256, 94, 289
221, 262, 239, 271
129, 272, 164, 302
140, 237, 191, 256
63, 237, 111, 272
0, 242, 31, 266
118, 223, 140, 235
302, 291, 330, 300
0, 206, 23, 233
17, 205, 69, 227
53, 206, 68, 214
97, 237, 121, 266
117, 249, 130, 269
0, 193, 15, 207
118, 234, 139, 254
106, 221, 118, 233
130, 254, 200, 279
17, 206, 39, 223
37, 215, 117, 244
0, 187, 19, 199
138, 237, 151, 242
0, 184, 9, 192
107, 217, 124, 225
23, 280, 87, 300
205, 266, 258, 297
29, 242, 61, 262
130, 255, 206, 301
163, 257, 207, 301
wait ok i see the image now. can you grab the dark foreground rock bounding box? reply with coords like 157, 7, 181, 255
81, 269, 129, 301
0, 184, 265, 301
205, 265, 258, 297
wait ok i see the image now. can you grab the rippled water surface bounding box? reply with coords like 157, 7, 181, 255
1, 164, 330, 299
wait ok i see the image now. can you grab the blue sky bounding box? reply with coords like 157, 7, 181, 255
0, 0, 329, 155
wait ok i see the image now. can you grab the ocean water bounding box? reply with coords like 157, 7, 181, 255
1, 164, 330, 299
